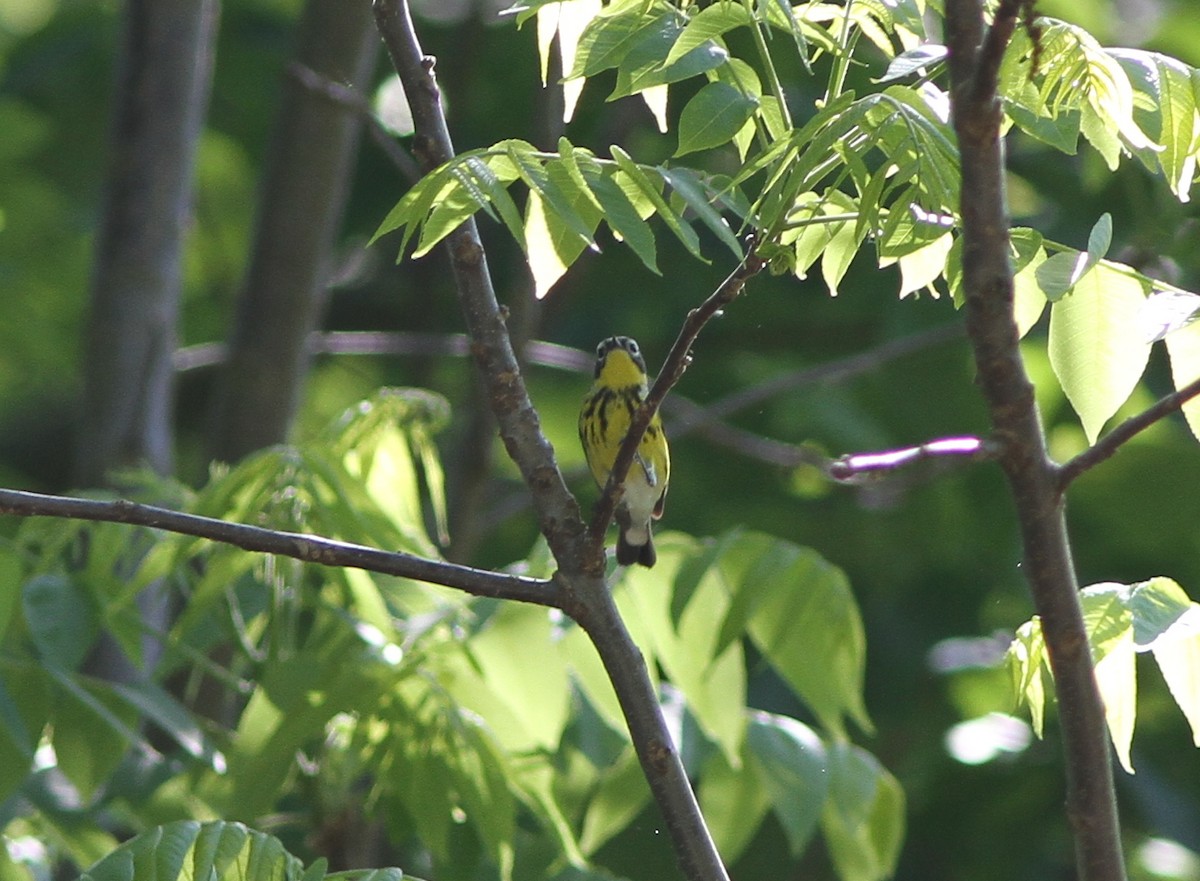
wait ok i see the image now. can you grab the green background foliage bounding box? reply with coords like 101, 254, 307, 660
4, 1, 1200, 880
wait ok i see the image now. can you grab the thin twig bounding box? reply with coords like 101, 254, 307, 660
174, 331, 590, 374
289, 60, 423, 182
830, 436, 998, 482
671, 322, 963, 435
0, 488, 554, 605
1059, 375, 1200, 489
586, 241, 766, 549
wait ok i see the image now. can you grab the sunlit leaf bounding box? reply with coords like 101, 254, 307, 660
1011, 230, 1049, 337
1110, 49, 1199, 201
445, 604, 571, 752
896, 231, 953, 298
568, 1, 669, 79
1165, 320, 1200, 440
1007, 618, 1047, 737
1080, 583, 1136, 773
1048, 262, 1152, 442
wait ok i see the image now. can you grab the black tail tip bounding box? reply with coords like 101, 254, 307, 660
616, 534, 657, 568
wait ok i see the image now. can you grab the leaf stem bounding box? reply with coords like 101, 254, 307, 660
743, 0, 793, 131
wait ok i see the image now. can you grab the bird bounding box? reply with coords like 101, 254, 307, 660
579, 336, 670, 567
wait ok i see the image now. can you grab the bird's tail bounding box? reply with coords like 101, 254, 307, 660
617, 524, 656, 567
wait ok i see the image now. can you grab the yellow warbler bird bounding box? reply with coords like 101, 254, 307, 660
579, 336, 670, 567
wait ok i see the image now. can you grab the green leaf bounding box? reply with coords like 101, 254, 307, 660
526, 189, 597, 299
1127, 576, 1193, 649
0, 661, 50, 803
445, 603, 571, 752
0, 547, 20, 639
712, 531, 870, 738
578, 160, 660, 274
610, 145, 704, 259
1110, 50, 1198, 201
1011, 229, 1049, 336
896, 231, 953, 298
1007, 618, 1048, 737
79, 821, 366, 881
656, 166, 743, 258
506, 141, 599, 251
1009, 579, 1200, 757
108, 680, 218, 765
675, 82, 758, 157
1086, 212, 1113, 262
23, 574, 98, 672
1080, 583, 1136, 773
820, 743, 905, 881
1165, 320, 1200, 440
698, 750, 772, 864
1002, 20, 1154, 162
610, 23, 727, 100
877, 44, 948, 83
783, 190, 860, 282
49, 670, 140, 799
821, 211, 863, 298
663, 3, 751, 66
617, 535, 747, 763
1131, 578, 1200, 746
578, 747, 650, 855
1048, 261, 1152, 442
745, 712, 829, 855
569, 2, 668, 79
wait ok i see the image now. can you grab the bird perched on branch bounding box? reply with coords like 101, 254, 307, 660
579, 336, 670, 567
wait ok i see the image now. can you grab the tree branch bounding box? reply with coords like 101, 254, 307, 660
586, 243, 766, 551
372, 0, 585, 566
946, 2, 1126, 880
372, 4, 730, 880
0, 488, 554, 605
1058, 375, 1200, 489
670, 322, 963, 437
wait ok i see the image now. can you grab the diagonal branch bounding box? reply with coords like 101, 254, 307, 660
373, 0, 585, 565
0, 488, 554, 605
586, 242, 766, 550
1059, 374, 1200, 489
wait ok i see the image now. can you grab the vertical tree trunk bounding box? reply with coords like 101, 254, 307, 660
78, 0, 219, 681
208, 0, 379, 462
77, 0, 218, 486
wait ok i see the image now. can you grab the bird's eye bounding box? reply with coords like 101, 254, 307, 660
627, 340, 640, 355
